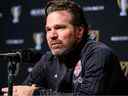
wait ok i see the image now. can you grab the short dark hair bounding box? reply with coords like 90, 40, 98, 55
45, 0, 88, 28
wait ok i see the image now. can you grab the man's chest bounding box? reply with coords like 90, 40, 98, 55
46, 62, 73, 92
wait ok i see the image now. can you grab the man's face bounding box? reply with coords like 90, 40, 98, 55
45, 10, 83, 56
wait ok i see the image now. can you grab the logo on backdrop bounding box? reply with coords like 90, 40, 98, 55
117, 0, 128, 16
11, 5, 22, 23
30, 8, 45, 16
120, 61, 128, 78
33, 32, 43, 50
88, 29, 100, 41
0, 12, 3, 18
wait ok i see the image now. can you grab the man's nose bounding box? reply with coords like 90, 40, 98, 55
49, 30, 58, 40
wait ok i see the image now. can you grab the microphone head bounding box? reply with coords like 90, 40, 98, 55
0, 51, 21, 63
0, 48, 43, 63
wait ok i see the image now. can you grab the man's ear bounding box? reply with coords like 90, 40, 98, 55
76, 26, 85, 41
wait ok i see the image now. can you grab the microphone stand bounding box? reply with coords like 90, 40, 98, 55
6, 54, 20, 96
0, 49, 42, 95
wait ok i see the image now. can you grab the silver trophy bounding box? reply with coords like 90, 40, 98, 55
33, 32, 43, 50
11, 5, 22, 23
120, 0, 127, 16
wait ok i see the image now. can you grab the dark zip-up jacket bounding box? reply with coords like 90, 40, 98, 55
24, 40, 128, 95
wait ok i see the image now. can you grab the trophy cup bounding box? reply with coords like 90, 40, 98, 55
119, 0, 127, 16
11, 5, 22, 23
33, 32, 43, 50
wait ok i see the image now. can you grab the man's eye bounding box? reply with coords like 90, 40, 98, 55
45, 28, 51, 32
55, 25, 66, 30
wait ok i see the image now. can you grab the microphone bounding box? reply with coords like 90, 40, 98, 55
0, 52, 21, 64
0, 52, 20, 57
0, 48, 43, 63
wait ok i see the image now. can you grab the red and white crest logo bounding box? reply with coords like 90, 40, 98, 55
74, 60, 82, 77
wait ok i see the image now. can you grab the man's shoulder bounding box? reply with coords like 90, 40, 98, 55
80, 40, 120, 70
32, 51, 55, 70
82, 40, 113, 55
80, 40, 117, 64
39, 51, 54, 62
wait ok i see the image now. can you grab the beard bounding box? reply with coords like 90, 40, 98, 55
51, 47, 68, 56
49, 39, 78, 56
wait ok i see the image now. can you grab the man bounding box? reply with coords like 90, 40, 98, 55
2, 0, 127, 96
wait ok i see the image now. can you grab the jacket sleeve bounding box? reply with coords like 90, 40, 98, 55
23, 53, 48, 87
23, 52, 57, 96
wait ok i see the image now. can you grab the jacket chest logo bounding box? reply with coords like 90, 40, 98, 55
74, 60, 82, 77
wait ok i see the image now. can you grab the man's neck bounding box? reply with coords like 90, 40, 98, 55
58, 45, 82, 68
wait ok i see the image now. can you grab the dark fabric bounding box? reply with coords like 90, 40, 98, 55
24, 39, 128, 96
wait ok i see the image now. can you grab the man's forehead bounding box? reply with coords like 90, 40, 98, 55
46, 10, 73, 26
47, 10, 72, 20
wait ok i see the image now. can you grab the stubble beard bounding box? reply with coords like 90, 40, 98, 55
51, 39, 77, 57
51, 47, 67, 56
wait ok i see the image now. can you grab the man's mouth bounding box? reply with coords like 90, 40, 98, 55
51, 42, 63, 49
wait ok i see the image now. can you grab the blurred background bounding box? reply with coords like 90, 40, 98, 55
0, 0, 128, 94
